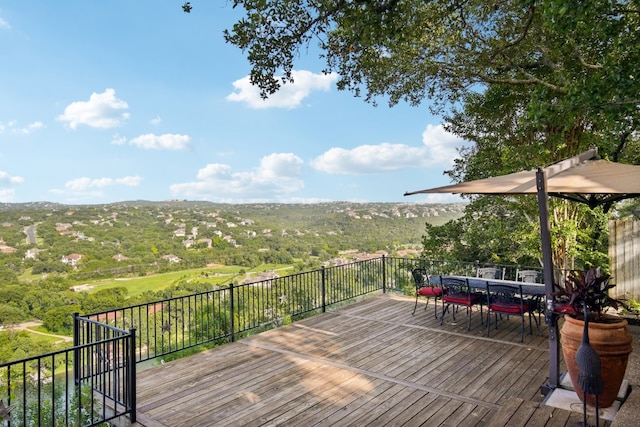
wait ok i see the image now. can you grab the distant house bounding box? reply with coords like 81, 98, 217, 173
353, 251, 387, 262
24, 248, 43, 260
161, 254, 181, 263
112, 254, 129, 262
61, 253, 83, 266
322, 257, 351, 267
244, 271, 280, 286
70, 284, 94, 292
0, 244, 17, 254
397, 249, 422, 257
55, 223, 72, 233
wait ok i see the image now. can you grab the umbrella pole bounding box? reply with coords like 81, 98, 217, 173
537, 168, 561, 392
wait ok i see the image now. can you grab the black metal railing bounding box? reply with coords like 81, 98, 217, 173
73, 315, 136, 425
0, 256, 550, 426
0, 320, 135, 426
83, 257, 395, 363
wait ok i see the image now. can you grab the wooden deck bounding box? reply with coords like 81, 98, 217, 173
132, 294, 610, 426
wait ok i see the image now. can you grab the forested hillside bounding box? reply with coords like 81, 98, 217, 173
0, 201, 464, 276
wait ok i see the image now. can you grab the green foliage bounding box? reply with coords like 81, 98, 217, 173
223, 1, 639, 270
225, 0, 640, 123
42, 305, 80, 335
0, 304, 28, 326
0, 330, 69, 364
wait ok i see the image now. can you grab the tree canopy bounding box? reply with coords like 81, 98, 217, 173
220, 0, 640, 269
224, 1, 639, 119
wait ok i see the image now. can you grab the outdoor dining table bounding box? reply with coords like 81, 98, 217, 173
432, 275, 546, 334
433, 274, 547, 296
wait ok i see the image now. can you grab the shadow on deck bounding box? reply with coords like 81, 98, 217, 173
131, 294, 632, 426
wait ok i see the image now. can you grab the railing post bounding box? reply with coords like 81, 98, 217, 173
129, 327, 137, 423
321, 266, 326, 313
229, 283, 235, 343
73, 312, 80, 386
382, 255, 387, 294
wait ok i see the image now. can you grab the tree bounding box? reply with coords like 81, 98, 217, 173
0, 304, 28, 327
433, 81, 621, 270
224, 1, 640, 120
220, 0, 640, 268
42, 304, 80, 335
81, 288, 128, 314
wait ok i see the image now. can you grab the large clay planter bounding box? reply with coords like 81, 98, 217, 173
560, 314, 632, 408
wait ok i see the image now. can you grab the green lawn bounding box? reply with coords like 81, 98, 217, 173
86, 264, 294, 298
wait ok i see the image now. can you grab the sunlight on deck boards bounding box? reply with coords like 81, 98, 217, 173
132, 294, 612, 426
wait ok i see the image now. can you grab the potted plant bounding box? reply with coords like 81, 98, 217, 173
552, 267, 633, 408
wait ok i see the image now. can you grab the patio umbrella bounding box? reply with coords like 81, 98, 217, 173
404, 148, 640, 391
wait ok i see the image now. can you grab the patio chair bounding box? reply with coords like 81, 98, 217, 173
516, 269, 540, 283
411, 268, 444, 318
476, 267, 503, 280
486, 283, 539, 342
440, 276, 483, 331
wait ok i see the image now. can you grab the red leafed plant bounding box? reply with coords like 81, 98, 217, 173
552, 267, 629, 322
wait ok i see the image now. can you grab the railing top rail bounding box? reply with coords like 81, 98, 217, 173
0, 332, 131, 369
82, 257, 385, 318
83, 287, 224, 318
75, 314, 131, 334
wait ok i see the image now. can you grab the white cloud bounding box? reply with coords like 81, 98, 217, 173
19, 121, 44, 134
58, 88, 130, 129
64, 176, 142, 191
170, 153, 304, 202
0, 171, 23, 202
420, 193, 467, 204
128, 133, 190, 150
0, 171, 24, 184
0, 189, 15, 202
0, 121, 44, 134
0, 17, 10, 30
310, 124, 469, 175
151, 116, 162, 125
226, 70, 338, 109
421, 123, 469, 166
110, 134, 127, 145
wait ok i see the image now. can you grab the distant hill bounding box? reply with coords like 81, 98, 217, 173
0, 201, 466, 280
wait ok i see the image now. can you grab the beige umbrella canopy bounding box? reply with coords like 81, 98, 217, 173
404, 148, 640, 392
405, 148, 640, 208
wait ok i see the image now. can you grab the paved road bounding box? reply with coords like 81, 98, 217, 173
6, 321, 73, 342
24, 225, 36, 244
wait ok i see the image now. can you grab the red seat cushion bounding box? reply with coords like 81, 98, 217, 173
489, 302, 528, 314
418, 287, 443, 297
443, 294, 479, 305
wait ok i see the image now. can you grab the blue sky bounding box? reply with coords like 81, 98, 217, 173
0, 2, 469, 205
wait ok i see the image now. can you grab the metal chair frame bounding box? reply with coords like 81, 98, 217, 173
486, 282, 539, 342
439, 276, 483, 331
411, 268, 443, 318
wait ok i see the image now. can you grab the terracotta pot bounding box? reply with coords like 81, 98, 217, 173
560, 314, 633, 408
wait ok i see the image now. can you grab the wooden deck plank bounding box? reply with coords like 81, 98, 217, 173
132, 294, 620, 427
320, 383, 424, 426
